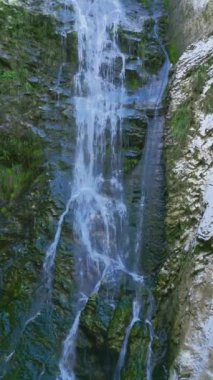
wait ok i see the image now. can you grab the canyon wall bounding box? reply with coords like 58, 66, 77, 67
157, 0, 213, 378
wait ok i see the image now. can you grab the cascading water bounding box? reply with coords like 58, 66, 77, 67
53, 1, 134, 378
0, 0, 171, 379
45, 0, 170, 378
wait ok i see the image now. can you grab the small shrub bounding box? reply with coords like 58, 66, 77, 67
171, 104, 192, 142
168, 104, 193, 159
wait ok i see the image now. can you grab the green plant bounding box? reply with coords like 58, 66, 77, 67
0, 127, 43, 202
0, 68, 30, 96
169, 41, 179, 64
168, 104, 193, 161
0, 165, 31, 201
0, 128, 43, 169
192, 67, 208, 96
0, 68, 28, 81
124, 157, 139, 174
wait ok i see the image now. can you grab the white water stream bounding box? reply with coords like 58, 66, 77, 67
0, 0, 172, 379
40, 0, 168, 379
114, 299, 141, 380
50, 1, 132, 378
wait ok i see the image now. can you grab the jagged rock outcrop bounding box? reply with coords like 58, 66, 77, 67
157, 2, 213, 378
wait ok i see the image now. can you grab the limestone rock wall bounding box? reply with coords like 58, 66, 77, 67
157, 1, 213, 378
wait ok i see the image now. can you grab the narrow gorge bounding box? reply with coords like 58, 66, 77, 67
0, 0, 212, 379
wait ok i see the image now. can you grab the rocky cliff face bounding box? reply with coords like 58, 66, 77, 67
167, 0, 213, 57
157, 0, 213, 378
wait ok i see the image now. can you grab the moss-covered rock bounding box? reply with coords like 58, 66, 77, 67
140, 17, 166, 73
80, 293, 113, 348
118, 20, 165, 75
0, 2, 78, 377
125, 68, 143, 91
107, 297, 132, 354
143, 42, 165, 73
0, 126, 44, 203
121, 321, 149, 380
122, 118, 147, 175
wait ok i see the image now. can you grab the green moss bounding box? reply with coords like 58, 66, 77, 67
118, 19, 165, 75
0, 127, 43, 169
191, 67, 209, 96
80, 293, 113, 349
139, 23, 166, 74
122, 321, 149, 380
143, 17, 155, 33
0, 67, 30, 94
0, 68, 28, 80
0, 165, 30, 200
0, 127, 43, 202
108, 297, 132, 354
117, 28, 141, 56
157, 16, 169, 45
125, 73, 141, 91
163, 0, 170, 10
124, 157, 139, 174
142, 41, 165, 73
168, 41, 180, 64
0, 2, 66, 76
169, 103, 193, 158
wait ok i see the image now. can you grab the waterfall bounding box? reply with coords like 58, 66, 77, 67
0, 0, 172, 378
43, 1, 170, 378
55, 1, 130, 378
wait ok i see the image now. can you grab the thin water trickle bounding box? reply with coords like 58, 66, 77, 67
58, 310, 83, 380
114, 299, 141, 380
145, 291, 156, 380
43, 187, 73, 293
146, 318, 155, 380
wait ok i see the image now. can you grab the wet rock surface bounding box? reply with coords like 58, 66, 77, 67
0, 2, 78, 377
